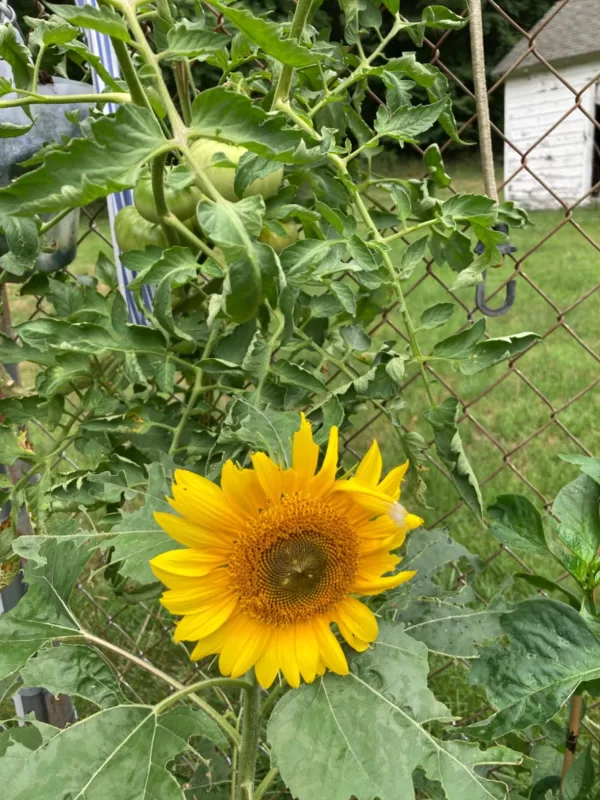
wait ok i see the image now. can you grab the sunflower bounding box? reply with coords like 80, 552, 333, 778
151, 415, 423, 689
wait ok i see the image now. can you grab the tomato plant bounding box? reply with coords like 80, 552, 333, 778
133, 168, 202, 223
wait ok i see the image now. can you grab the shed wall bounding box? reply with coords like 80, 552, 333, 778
503, 59, 600, 209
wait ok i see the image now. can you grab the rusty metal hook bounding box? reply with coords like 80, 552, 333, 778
474, 223, 518, 317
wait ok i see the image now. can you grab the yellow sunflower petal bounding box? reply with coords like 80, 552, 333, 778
310, 425, 339, 499
277, 627, 301, 688
161, 574, 230, 615
150, 548, 228, 588
358, 552, 401, 576
333, 480, 393, 516
353, 570, 416, 595
171, 469, 245, 530
335, 616, 371, 652
221, 460, 266, 519
255, 637, 280, 689
336, 597, 378, 642
190, 623, 231, 660
155, 512, 235, 551
173, 595, 237, 642
296, 623, 320, 684
250, 452, 283, 505
292, 413, 319, 486
219, 616, 267, 679
377, 461, 409, 497
354, 439, 382, 486
313, 618, 349, 675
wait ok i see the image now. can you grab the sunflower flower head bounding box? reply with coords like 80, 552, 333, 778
151, 415, 423, 689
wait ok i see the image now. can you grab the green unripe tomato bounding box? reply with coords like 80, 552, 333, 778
189, 138, 283, 202
133, 169, 202, 224
258, 221, 299, 253
115, 206, 170, 252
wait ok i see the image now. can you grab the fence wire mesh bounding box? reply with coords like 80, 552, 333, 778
2, 0, 600, 787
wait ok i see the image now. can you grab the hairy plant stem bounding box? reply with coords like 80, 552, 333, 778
254, 768, 279, 800
169, 323, 220, 455
82, 632, 240, 746
151, 152, 179, 246
30, 46, 45, 94
154, 677, 252, 714
308, 14, 404, 118
270, 0, 314, 108
0, 92, 131, 110
236, 673, 262, 800
277, 101, 437, 409
111, 37, 154, 114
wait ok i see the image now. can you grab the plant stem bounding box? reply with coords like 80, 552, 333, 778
154, 677, 252, 714
119, 0, 185, 136
169, 324, 220, 455
277, 100, 437, 409
39, 207, 75, 236
255, 312, 285, 402
236, 673, 262, 800
561, 694, 583, 782
270, 0, 314, 108
178, 142, 223, 203
381, 217, 441, 244
31, 45, 46, 94
257, 681, 286, 722
82, 631, 241, 746
308, 14, 403, 118
151, 153, 179, 246
111, 38, 154, 113
254, 768, 279, 800
0, 92, 130, 110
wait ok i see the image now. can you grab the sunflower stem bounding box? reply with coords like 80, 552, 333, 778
154, 677, 253, 714
236, 672, 262, 800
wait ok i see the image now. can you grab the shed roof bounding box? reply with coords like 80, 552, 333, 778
494, 0, 600, 76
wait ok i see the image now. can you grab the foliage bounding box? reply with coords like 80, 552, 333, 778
0, 0, 596, 799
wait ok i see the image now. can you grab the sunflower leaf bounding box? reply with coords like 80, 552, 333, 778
268, 622, 524, 800
0, 705, 226, 795
0, 535, 90, 680
107, 460, 178, 585
468, 598, 600, 739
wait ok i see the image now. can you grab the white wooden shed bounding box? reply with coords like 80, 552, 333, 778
495, 0, 600, 210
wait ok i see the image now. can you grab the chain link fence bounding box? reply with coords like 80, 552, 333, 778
2, 0, 600, 786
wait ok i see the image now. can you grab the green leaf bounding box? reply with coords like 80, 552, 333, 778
385, 356, 406, 385
46, 2, 131, 41
397, 597, 503, 657
281, 239, 343, 283
420, 302, 455, 330
331, 282, 356, 315
488, 494, 549, 556
400, 235, 428, 277
108, 461, 176, 585
444, 230, 473, 272
166, 20, 229, 59
423, 143, 451, 187
272, 361, 326, 393
0, 426, 35, 467
514, 573, 581, 610
460, 333, 540, 375
563, 745, 595, 800
0, 536, 91, 680
382, 72, 414, 111
0, 705, 226, 796
432, 318, 486, 360
340, 324, 371, 351
190, 88, 310, 161
469, 599, 600, 739
225, 402, 301, 467
197, 196, 264, 250
560, 455, 600, 485
375, 100, 447, 144
234, 152, 283, 199
0, 120, 33, 138
441, 194, 496, 221
269, 623, 524, 800
0, 106, 166, 215
552, 474, 600, 565
389, 527, 481, 600
389, 183, 412, 221
425, 397, 483, 520
0, 24, 32, 90
20, 645, 122, 709
422, 5, 468, 29
211, 1, 319, 67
